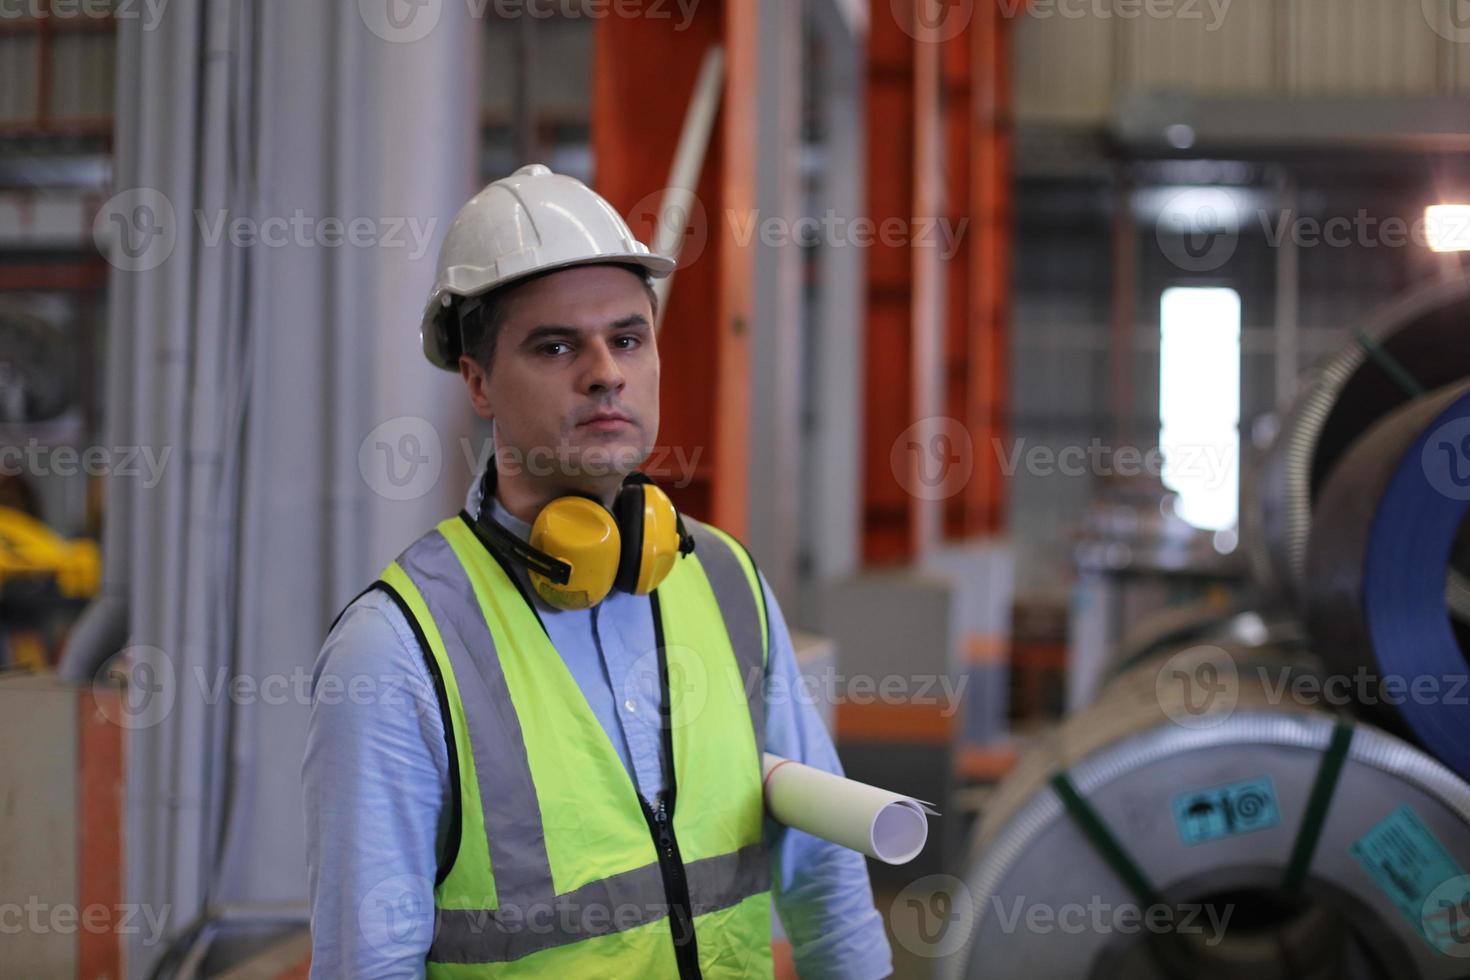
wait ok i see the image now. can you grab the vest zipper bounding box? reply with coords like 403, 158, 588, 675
641, 790, 701, 978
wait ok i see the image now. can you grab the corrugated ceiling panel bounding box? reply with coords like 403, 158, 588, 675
0, 35, 40, 125
1288, 0, 1440, 95
1013, 7, 1115, 123
1120, 0, 1279, 95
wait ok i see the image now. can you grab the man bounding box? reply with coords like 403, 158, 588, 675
303, 164, 893, 977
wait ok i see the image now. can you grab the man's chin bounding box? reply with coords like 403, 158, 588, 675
562, 439, 649, 481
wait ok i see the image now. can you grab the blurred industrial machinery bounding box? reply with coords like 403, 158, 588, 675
949, 275, 1470, 978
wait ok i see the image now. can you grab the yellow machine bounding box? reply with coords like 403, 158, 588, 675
0, 507, 100, 671
0, 506, 100, 600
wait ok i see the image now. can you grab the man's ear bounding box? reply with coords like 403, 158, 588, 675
459, 355, 495, 422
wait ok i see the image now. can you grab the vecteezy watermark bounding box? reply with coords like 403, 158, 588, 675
93, 187, 177, 272
1421, 415, 1470, 502
890, 422, 1239, 502
461, 439, 704, 489
0, 0, 170, 29
193, 209, 437, 260
1158, 200, 1470, 272
890, 875, 977, 958
627, 188, 709, 273
0, 440, 171, 488
359, 874, 710, 954
987, 895, 1235, 945
357, 420, 709, 503
1156, 188, 1241, 272
893, 0, 1233, 43
1423, 874, 1470, 957
892, 417, 977, 502
93, 645, 177, 731
625, 192, 970, 271
1156, 645, 1240, 729
1254, 666, 1470, 711
0, 899, 172, 947
991, 437, 1236, 489
1422, 0, 1470, 44
725, 210, 970, 261
357, 0, 699, 44
359, 416, 445, 502
1153, 646, 1470, 730
93, 645, 436, 730
93, 189, 438, 272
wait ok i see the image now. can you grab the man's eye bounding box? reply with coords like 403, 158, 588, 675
540, 342, 571, 356
613, 336, 641, 350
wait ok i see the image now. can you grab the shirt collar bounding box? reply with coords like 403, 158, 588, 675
465, 461, 533, 542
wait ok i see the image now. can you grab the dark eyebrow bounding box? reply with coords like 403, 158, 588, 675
520, 315, 650, 348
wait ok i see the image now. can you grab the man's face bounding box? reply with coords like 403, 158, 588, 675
476, 264, 659, 490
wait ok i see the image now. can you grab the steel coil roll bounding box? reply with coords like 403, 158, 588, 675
933, 645, 1470, 980
1243, 276, 1470, 611
1305, 382, 1470, 781
1107, 602, 1306, 684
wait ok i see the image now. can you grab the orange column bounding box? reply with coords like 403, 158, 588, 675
954, 0, 1014, 537
591, 2, 756, 537
862, 0, 921, 564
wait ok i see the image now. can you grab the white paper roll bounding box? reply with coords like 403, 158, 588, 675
761, 753, 935, 865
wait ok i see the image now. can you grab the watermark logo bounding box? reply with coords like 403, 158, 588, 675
1156, 645, 1239, 729
93, 645, 176, 731
1421, 415, 1470, 502
623, 645, 710, 732
358, 874, 435, 953
1156, 188, 1239, 272
359, 416, 444, 501
891, 416, 975, 501
627, 188, 709, 272
93, 188, 177, 272
891, 874, 975, 958
1423, 874, 1470, 957
359, 0, 443, 42
0, 0, 170, 30
1423, 0, 1470, 43
893, 0, 974, 42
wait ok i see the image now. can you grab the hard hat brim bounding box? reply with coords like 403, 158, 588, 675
420, 251, 676, 371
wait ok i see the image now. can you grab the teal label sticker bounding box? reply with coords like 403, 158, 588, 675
1173, 776, 1280, 845
1350, 805, 1470, 956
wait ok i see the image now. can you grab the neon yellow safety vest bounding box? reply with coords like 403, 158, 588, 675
374, 511, 775, 978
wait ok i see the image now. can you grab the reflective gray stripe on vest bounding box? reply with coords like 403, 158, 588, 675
395, 530, 555, 912
431, 843, 768, 965
684, 520, 766, 757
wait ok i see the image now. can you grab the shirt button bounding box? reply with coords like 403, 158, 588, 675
624, 698, 637, 713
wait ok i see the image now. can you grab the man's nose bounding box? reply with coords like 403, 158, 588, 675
582, 339, 625, 394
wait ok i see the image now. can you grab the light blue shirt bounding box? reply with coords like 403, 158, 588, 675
302, 470, 894, 978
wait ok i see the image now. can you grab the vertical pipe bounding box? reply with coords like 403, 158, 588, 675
1274, 176, 1300, 408
1109, 171, 1136, 450
910, 0, 945, 560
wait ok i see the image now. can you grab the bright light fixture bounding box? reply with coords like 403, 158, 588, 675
1425, 205, 1470, 253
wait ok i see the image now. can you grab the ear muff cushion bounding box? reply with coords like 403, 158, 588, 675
612, 482, 645, 594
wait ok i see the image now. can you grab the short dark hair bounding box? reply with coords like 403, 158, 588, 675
458, 264, 660, 372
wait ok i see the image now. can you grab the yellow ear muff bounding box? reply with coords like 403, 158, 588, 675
527, 496, 621, 610
630, 483, 681, 594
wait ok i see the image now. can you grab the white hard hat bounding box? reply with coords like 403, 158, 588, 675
420, 163, 676, 370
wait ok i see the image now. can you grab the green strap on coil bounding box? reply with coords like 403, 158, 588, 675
1354, 328, 1425, 398
1051, 770, 1166, 910
1281, 718, 1356, 896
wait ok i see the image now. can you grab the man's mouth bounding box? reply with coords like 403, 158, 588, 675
577, 410, 634, 432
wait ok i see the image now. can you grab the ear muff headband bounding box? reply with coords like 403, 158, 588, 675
613, 481, 646, 594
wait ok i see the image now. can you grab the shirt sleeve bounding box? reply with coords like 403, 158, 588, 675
759, 574, 895, 980
302, 590, 449, 980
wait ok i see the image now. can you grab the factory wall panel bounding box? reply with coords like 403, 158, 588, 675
1287, 0, 1440, 95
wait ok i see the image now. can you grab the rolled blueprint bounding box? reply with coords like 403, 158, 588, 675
762, 753, 936, 865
